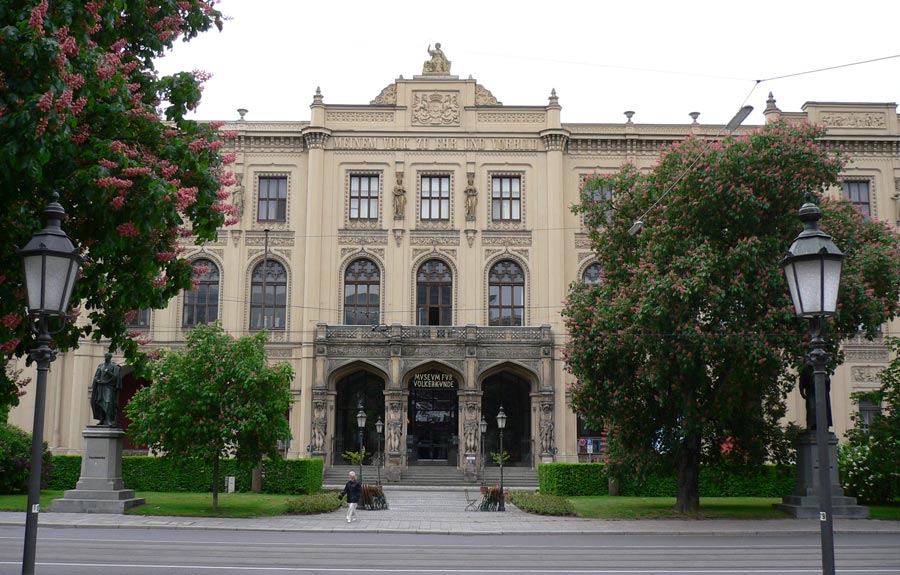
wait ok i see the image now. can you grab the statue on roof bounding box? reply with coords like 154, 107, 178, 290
423, 43, 451, 74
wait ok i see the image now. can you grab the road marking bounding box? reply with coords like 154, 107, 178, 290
0, 563, 899, 574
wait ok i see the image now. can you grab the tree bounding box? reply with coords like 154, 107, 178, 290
0, 1, 236, 415
124, 323, 293, 508
840, 337, 900, 504
564, 121, 900, 513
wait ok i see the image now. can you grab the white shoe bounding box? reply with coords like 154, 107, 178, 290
347, 518, 351, 523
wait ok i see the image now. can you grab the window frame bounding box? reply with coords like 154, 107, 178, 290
343, 258, 381, 326
415, 259, 453, 326
257, 175, 288, 223
348, 173, 380, 221
183, 258, 220, 328
420, 174, 451, 221
491, 175, 522, 222
841, 179, 872, 220
488, 259, 526, 327
249, 259, 288, 331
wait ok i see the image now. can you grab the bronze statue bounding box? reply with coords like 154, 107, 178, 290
799, 365, 832, 431
90, 352, 122, 426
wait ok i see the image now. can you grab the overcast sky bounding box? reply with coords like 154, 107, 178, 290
155, 0, 899, 127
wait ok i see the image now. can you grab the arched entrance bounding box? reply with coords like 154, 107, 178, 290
334, 370, 385, 461
482, 371, 531, 466
407, 368, 459, 465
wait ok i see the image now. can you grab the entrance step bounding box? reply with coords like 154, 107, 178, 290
323, 464, 538, 490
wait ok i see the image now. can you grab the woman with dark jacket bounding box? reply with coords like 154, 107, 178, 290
338, 470, 362, 522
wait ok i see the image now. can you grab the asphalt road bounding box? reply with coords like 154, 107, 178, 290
1, 527, 899, 574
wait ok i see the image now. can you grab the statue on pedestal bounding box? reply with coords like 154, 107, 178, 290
90, 353, 122, 427
423, 43, 451, 74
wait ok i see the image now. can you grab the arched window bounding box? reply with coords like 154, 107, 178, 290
416, 259, 452, 326
344, 258, 380, 325
489, 260, 525, 326
183, 259, 220, 327
250, 260, 287, 330
582, 263, 603, 285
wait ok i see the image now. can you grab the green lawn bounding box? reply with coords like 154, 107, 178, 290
126, 492, 294, 517
0, 491, 64, 512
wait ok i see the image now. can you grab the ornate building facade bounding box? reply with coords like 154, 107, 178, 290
10, 47, 900, 476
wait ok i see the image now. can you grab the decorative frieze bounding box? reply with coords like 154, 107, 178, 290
851, 366, 883, 383
326, 110, 394, 123
246, 232, 295, 246
820, 112, 886, 128
337, 231, 388, 245
481, 233, 532, 247
477, 111, 546, 123
843, 346, 890, 363
409, 233, 460, 246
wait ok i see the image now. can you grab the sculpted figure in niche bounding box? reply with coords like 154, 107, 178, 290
463, 402, 478, 454
423, 43, 451, 74
464, 173, 477, 220
387, 401, 402, 453
539, 403, 554, 454
392, 172, 406, 219
90, 353, 122, 426
311, 400, 326, 452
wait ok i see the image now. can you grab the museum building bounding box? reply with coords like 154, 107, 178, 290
10, 46, 900, 477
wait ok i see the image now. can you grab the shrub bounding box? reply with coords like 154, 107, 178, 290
286, 491, 342, 514
262, 458, 323, 495
509, 491, 576, 516
0, 424, 52, 494
539, 463, 607, 496
46, 455, 81, 490
839, 442, 899, 504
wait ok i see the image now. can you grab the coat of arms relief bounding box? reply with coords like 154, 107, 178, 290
412, 92, 460, 126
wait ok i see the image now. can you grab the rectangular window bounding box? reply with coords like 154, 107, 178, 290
258, 176, 287, 222
842, 180, 871, 220
491, 176, 521, 221
420, 175, 450, 220
127, 308, 150, 328
858, 399, 881, 435
349, 174, 379, 220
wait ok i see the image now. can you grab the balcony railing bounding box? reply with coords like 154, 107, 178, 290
319, 323, 551, 344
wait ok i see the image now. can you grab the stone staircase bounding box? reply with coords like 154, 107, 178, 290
323, 464, 538, 490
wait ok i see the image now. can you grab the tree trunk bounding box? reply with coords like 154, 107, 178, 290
674, 433, 701, 514
212, 452, 219, 510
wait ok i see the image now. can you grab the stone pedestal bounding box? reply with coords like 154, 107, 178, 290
774, 431, 868, 518
51, 427, 145, 513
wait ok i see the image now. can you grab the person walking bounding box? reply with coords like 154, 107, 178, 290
339, 470, 362, 523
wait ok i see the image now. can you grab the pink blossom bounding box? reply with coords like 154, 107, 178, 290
221, 152, 237, 163
156, 251, 175, 262
151, 276, 168, 288
117, 222, 140, 237
0, 338, 22, 354
98, 159, 117, 169
208, 120, 225, 129
111, 196, 125, 210
175, 186, 198, 210
224, 217, 240, 226
28, 1, 48, 34
122, 167, 152, 177
1, 312, 22, 329
37, 90, 53, 112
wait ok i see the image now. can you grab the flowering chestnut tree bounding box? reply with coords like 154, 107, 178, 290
0, 1, 237, 414
125, 323, 293, 509
564, 121, 900, 513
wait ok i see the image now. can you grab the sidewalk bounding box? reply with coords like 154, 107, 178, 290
1, 489, 898, 536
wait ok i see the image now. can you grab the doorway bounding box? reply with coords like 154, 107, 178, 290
407, 386, 458, 464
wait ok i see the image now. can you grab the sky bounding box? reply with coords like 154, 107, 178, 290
155, 0, 900, 127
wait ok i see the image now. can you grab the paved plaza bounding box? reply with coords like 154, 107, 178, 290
1, 489, 898, 536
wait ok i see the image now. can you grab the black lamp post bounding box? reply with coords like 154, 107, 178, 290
356, 403, 367, 482
479, 415, 487, 485
781, 202, 844, 575
18, 194, 82, 575
496, 406, 507, 512
375, 415, 383, 486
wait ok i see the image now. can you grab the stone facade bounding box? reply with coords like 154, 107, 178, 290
9, 48, 900, 473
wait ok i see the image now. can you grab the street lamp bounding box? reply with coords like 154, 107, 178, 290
375, 415, 383, 486
496, 406, 507, 512
781, 202, 844, 575
479, 415, 488, 485
356, 402, 367, 482
18, 193, 82, 575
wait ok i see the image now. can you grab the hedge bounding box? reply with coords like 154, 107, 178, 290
0, 424, 53, 494
46, 455, 323, 494
539, 463, 607, 496
539, 462, 796, 498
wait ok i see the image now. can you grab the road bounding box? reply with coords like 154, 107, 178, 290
1, 527, 899, 574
